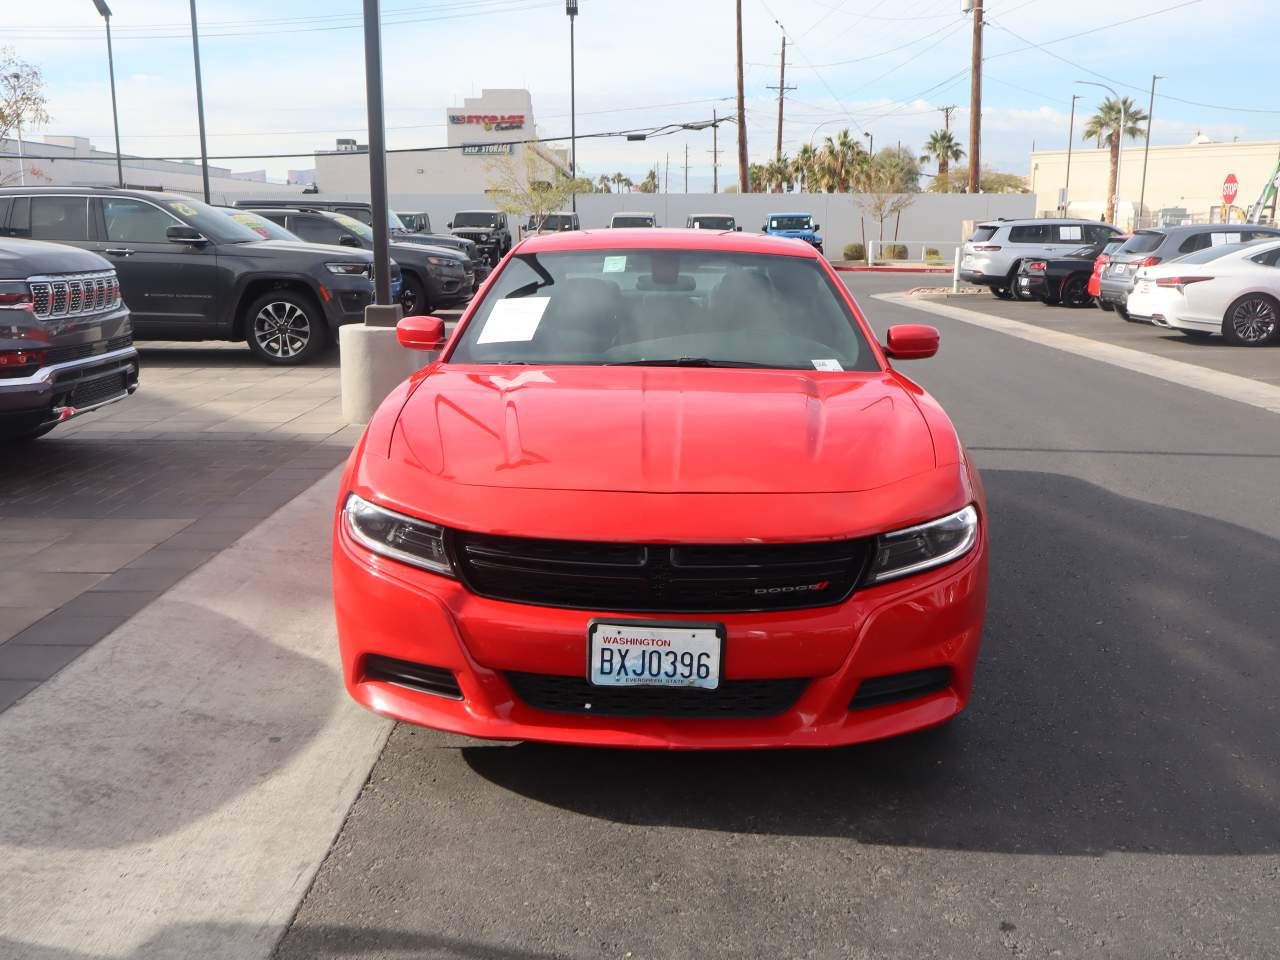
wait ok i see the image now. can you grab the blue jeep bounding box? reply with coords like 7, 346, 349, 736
762, 213, 823, 254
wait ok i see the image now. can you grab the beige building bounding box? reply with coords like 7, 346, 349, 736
313, 88, 568, 197
1029, 136, 1280, 230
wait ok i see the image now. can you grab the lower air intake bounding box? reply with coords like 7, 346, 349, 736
363, 654, 462, 700
849, 667, 952, 711
505, 672, 807, 719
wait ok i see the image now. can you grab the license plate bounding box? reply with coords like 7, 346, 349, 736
1018, 277, 1030, 287
588, 620, 723, 690
1112, 264, 1129, 275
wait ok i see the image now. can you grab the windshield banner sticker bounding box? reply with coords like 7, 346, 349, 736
603, 256, 627, 273
476, 297, 551, 344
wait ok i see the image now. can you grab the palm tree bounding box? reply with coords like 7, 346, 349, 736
747, 162, 768, 193
793, 143, 818, 192
920, 130, 965, 192
595, 174, 612, 193
637, 168, 659, 194
815, 129, 865, 192
1082, 97, 1148, 224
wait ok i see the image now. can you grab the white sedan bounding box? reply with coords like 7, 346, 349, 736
1127, 240, 1280, 346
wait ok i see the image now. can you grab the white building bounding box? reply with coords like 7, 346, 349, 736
0, 135, 305, 202
312, 88, 569, 197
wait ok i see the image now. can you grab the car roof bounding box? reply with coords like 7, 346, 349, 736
612, 211, 656, 216
517, 228, 819, 257
456, 209, 502, 214
767, 212, 813, 217
979, 218, 1114, 227
688, 213, 735, 218
1134, 224, 1280, 236
0, 185, 197, 203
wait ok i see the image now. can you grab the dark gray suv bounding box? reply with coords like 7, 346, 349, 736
1, 238, 138, 441
0, 187, 379, 365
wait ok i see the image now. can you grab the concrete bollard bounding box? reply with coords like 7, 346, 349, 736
339, 305, 434, 425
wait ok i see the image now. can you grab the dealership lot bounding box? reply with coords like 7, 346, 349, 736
2, 276, 1279, 958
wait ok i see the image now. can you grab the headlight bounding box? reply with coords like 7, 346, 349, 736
326, 261, 371, 277
867, 505, 979, 583
342, 494, 453, 576
426, 256, 461, 268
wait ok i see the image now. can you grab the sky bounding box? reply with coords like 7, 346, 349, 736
5, 0, 1279, 191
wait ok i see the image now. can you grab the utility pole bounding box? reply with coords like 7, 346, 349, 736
735, 0, 749, 192
709, 108, 720, 193
966, 0, 983, 193
1138, 74, 1165, 227
665, 152, 669, 193
940, 105, 957, 133
362, 0, 392, 307
684, 144, 689, 193
567, 0, 578, 211
1064, 94, 1081, 213
765, 31, 795, 163
188, 0, 211, 203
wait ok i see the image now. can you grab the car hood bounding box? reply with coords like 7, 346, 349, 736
390, 241, 465, 261
390, 366, 936, 493
232, 239, 373, 262
0, 237, 113, 275
772, 229, 819, 239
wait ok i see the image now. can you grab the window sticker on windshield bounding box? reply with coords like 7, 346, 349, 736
603, 255, 626, 273
812, 358, 843, 372
1060, 225, 1082, 240
476, 297, 550, 344
168, 201, 199, 218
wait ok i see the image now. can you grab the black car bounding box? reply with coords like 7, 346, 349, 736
1, 238, 139, 441
0, 187, 378, 365
448, 210, 512, 265
1016, 241, 1115, 307
255, 209, 473, 314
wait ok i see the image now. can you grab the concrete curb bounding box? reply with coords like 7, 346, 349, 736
0, 466, 392, 960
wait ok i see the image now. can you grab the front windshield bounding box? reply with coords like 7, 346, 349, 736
770, 216, 812, 231
613, 216, 655, 228
448, 249, 876, 371
225, 210, 298, 241
166, 197, 264, 243
690, 217, 735, 230
455, 212, 502, 228
529, 215, 574, 231
334, 213, 375, 241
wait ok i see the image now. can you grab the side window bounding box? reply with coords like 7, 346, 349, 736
1179, 233, 1211, 254
1084, 224, 1115, 243
1008, 225, 1050, 244
30, 196, 90, 242
0, 198, 11, 233
290, 216, 347, 246
1251, 248, 1280, 267
5, 198, 30, 237
102, 197, 179, 243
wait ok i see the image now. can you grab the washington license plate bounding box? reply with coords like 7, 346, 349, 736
588, 620, 723, 690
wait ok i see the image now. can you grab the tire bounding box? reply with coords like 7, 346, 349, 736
1097, 298, 1114, 312
991, 285, 1014, 300
399, 272, 431, 316
1060, 274, 1091, 307
1222, 293, 1280, 346
244, 289, 329, 365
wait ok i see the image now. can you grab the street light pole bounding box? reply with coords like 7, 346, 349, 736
362, 0, 392, 307
1138, 74, 1165, 228
1077, 80, 1124, 226
567, 0, 578, 212
864, 132, 873, 156
1063, 94, 1081, 213
188, 0, 211, 202
91, 0, 124, 187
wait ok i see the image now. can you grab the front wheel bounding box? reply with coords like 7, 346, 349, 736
1222, 294, 1280, 346
399, 273, 431, 316
992, 285, 1014, 300
244, 290, 328, 365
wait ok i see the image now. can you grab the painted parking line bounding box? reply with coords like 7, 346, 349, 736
878, 292, 1280, 416
0, 469, 390, 960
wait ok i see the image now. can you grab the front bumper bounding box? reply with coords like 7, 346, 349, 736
430, 270, 474, 306
321, 275, 375, 329
0, 345, 140, 437
333, 514, 988, 750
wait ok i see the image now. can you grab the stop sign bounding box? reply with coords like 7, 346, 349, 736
1223, 174, 1239, 205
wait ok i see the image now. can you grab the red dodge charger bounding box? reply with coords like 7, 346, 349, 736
333, 228, 988, 749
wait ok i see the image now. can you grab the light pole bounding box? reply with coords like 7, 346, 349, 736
91, 0, 124, 187
362, 0, 392, 308
1063, 94, 1082, 213
566, 0, 577, 211
1077, 80, 1124, 226
864, 131, 873, 156
188, 0, 211, 202
1138, 75, 1165, 228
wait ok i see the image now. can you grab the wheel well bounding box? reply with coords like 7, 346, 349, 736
232, 279, 321, 341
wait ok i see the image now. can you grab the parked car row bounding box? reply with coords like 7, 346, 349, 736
963, 218, 1280, 346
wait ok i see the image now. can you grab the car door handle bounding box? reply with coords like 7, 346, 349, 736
104, 248, 135, 257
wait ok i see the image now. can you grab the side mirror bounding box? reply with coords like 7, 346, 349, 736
813, 223, 821, 231
884, 324, 939, 360
447, 221, 453, 229
166, 224, 206, 245
339, 234, 362, 248
397, 314, 445, 352
735, 226, 742, 231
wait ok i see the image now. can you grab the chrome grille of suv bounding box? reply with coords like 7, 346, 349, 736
28, 271, 120, 321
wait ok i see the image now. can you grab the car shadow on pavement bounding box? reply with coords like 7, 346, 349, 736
0, 926, 562, 960
463, 469, 1280, 856
135, 343, 342, 368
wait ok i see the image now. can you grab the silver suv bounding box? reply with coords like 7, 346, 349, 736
961, 219, 1123, 299
1098, 224, 1280, 318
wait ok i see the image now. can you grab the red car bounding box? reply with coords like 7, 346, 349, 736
333, 229, 988, 749
1089, 235, 1129, 308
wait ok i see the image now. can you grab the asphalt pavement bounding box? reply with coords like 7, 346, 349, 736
272, 275, 1280, 959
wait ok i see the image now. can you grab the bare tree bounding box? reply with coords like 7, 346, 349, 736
485, 150, 590, 232
855, 151, 917, 253
1, 47, 51, 187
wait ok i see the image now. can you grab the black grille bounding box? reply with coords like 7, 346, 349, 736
452, 531, 870, 613
363, 654, 462, 699
45, 335, 133, 367
506, 672, 808, 718
68, 373, 127, 408
849, 667, 952, 711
